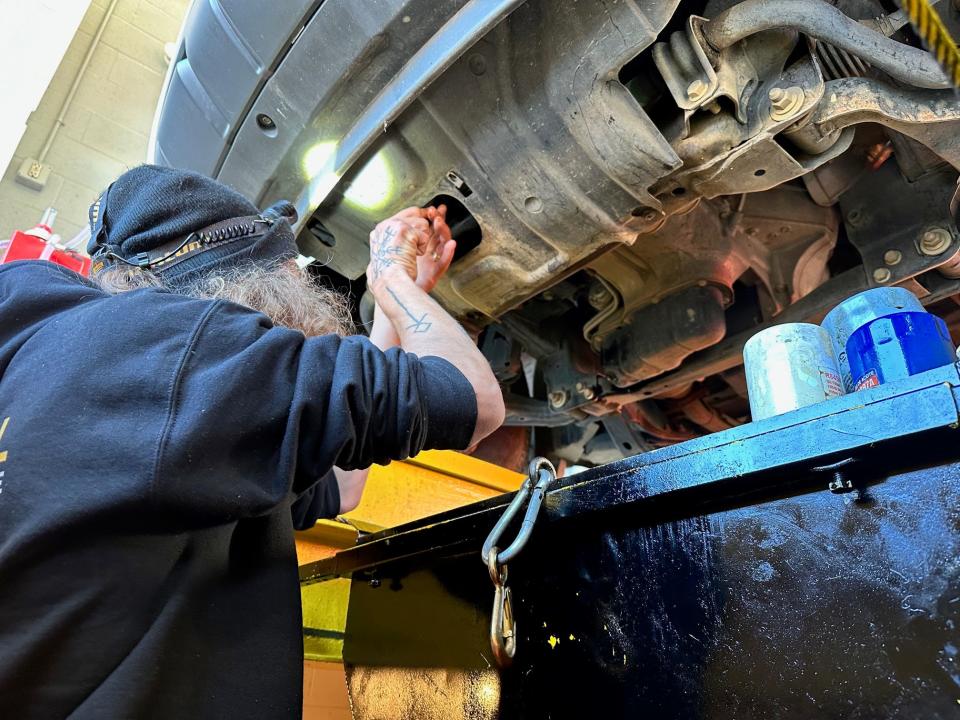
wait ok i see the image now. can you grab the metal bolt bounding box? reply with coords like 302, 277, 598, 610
587, 283, 610, 310
575, 381, 596, 400
686, 79, 708, 102
873, 267, 892, 283
815, 458, 857, 494
883, 249, 902, 266
769, 86, 805, 121
920, 227, 952, 256
548, 390, 567, 409
828, 471, 854, 494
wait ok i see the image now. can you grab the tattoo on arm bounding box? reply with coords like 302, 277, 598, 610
385, 286, 432, 333
370, 226, 402, 278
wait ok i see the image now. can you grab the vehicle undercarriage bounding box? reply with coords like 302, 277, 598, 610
158, 0, 960, 465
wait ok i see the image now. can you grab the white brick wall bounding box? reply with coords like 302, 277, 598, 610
0, 0, 191, 241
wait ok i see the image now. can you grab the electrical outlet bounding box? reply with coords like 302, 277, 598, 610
15, 158, 50, 191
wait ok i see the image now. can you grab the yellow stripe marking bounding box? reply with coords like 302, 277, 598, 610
0, 452, 7, 463
900, 0, 960, 88
0, 417, 8, 443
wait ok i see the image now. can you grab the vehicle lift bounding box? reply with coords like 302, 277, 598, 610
300, 362, 960, 719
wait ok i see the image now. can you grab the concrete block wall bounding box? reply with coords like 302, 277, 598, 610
0, 0, 191, 242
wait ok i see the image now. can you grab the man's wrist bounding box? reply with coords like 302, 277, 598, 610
369, 267, 418, 301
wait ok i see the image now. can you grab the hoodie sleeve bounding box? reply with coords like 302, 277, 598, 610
291, 471, 340, 529
153, 300, 477, 523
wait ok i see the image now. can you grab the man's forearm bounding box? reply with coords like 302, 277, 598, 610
368, 303, 400, 351
333, 467, 367, 514
371, 273, 504, 444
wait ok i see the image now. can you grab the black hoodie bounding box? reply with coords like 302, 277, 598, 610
0, 261, 476, 718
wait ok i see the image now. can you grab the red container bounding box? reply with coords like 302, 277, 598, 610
1, 209, 91, 276
1, 232, 92, 276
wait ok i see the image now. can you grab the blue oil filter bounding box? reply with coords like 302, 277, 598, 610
845, 311, 955, 391
821, 287, 924, 391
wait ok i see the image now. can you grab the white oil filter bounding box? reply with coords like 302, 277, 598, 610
744, 323, 844, 421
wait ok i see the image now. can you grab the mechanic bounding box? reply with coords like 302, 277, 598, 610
0, 165, 504, 718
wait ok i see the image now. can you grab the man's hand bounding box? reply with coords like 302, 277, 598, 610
367, 209, 428, 287
367, 205, 456, 292
367, 205, 457, 351
415, 205, 456, 293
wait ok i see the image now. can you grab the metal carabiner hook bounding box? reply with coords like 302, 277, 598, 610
481, 458, 556, 667
481, 457, 556, 567
487, 546, 516, 667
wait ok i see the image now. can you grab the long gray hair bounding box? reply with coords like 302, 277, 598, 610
94, 261, 355, 337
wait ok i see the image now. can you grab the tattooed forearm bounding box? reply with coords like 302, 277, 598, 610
385, 286, 432, 333
369, 226, 402, 278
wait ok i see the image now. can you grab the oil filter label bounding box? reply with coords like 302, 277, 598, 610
854, 370, 880, 391
821, 370, 843, 397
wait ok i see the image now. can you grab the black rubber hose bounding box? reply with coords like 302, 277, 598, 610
703, 0, 951, 89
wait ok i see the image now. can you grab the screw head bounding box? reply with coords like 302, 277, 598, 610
256, 113, 278, 136
686, 79, 708, 102
548, 390, 567, 409
581, 386, 596, 400
883, 249, 902, 266
468, 54, 487, 76
920, 227, 952, 256
873, 267, 892, 283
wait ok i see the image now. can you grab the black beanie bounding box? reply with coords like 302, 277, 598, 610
87, 165, 299, 283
